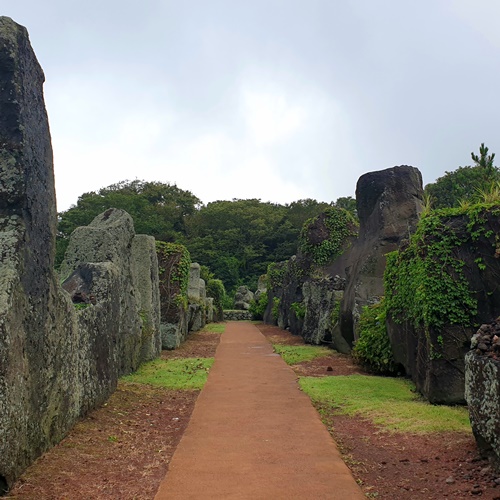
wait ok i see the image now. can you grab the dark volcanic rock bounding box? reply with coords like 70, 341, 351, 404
465, 322, 500, 471
0, 17, 80, 488
340, 165, 423, 345
387, 207, 500, 404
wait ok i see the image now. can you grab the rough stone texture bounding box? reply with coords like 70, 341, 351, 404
465, 351, 500, 471
264, 256, 309, 335
387, 208, 500, 404
60, 209, 143, 375
0, 17, 79, 489
302, 279, 349, 353
156, 243, 189, 350
186, 268, 207, 333
206, 297, 214, 323
188, 263, 201, 301
254, 275, 267, 301
234, 285, 254, 310
340, 166, 423, 346
224, 310, 253, 321
0, 19, 163, 491
131, 235, 161, 362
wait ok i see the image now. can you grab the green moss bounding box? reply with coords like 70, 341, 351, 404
299, 207, 358, 265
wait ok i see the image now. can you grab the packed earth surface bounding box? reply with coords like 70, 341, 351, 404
6, 324, 500, 499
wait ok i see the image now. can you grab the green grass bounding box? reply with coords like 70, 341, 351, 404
273, 344, 332, 365
299, 375, 470, 433
203, 323, 226, 333
122, 358, 213, 390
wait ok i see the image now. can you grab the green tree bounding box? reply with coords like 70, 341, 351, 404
425, 143, 500, 209
56, 180, 200, 266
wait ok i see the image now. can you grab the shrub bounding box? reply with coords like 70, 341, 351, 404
249, 291, 268, 320
352, 300, 398, 375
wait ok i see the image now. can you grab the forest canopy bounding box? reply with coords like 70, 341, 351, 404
57, 180, 353, 292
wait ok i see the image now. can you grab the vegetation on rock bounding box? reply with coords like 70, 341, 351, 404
299, 207, 358, 265
425, 143, 500, 209
352, 300, 398, 375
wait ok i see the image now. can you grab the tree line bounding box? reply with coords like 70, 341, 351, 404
57, 143, 498, 295
56, 180, 355, 293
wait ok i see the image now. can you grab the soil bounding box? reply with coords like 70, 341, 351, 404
6, 323, 500, 499
256, 324, 500, 499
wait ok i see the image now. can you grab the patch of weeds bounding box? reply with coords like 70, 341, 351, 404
122, 358, 214, 390
273, 344, 331, 365
299, 375, 470, 434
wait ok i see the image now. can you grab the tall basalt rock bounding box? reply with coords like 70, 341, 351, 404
340, 166, 423, 346
131, 235, 161, 362
387, 207, 500, 403
0, 17, 79, 490
60, 209, 144, 374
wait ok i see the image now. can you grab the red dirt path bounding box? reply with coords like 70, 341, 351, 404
155, 321, 364, 499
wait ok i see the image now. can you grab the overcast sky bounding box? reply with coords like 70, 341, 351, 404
3, 1, 500, 211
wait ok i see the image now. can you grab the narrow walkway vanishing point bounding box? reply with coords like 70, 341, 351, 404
155, 322, 364, 500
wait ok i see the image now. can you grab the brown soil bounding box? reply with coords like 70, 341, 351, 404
6, 330, 220, 500
256, 323, 500, 499
6, 323, 500, 499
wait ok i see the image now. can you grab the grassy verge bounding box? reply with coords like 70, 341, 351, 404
203, 323, 226, 333
273, 344, 332, 365
300, 374, 470, 433
122, 358, 213, 390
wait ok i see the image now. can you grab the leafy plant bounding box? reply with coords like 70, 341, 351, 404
352, 300, 398, 375
249, 291, 268, 320
299, 207, 358, 265
290, 301, 306, 320
156, 241, 191, 322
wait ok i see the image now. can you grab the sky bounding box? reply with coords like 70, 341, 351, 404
3, 1, 500, 211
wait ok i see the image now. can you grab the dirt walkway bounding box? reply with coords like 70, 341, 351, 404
155, 322, 364, 499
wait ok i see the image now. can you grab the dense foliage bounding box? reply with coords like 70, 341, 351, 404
58, 183, 349, 292
382, 205, 500, 331
425, 143, 500, 209
298, 207, 358, 265
352, 300, 398, 375
156, 241, 191, 321
56, 180, 201, 266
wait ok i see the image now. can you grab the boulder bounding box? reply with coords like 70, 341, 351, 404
254, 275, 267, 301
188, 263, 201, 301
234, 285, 254, 310
465, 320, 500, 469
386, 206, 500, 403
131, 235, 161, 362
60, 209, 143, 374
302, 278, 349, 352
0, 17, 80, 489
156, 242, 190, 350
340, 166, 423, 346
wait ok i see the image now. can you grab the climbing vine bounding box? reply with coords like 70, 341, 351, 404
383, 204, 500, 331
352, 299, 398, 374
299, 207, 358, 265
156, 241, 191, 322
